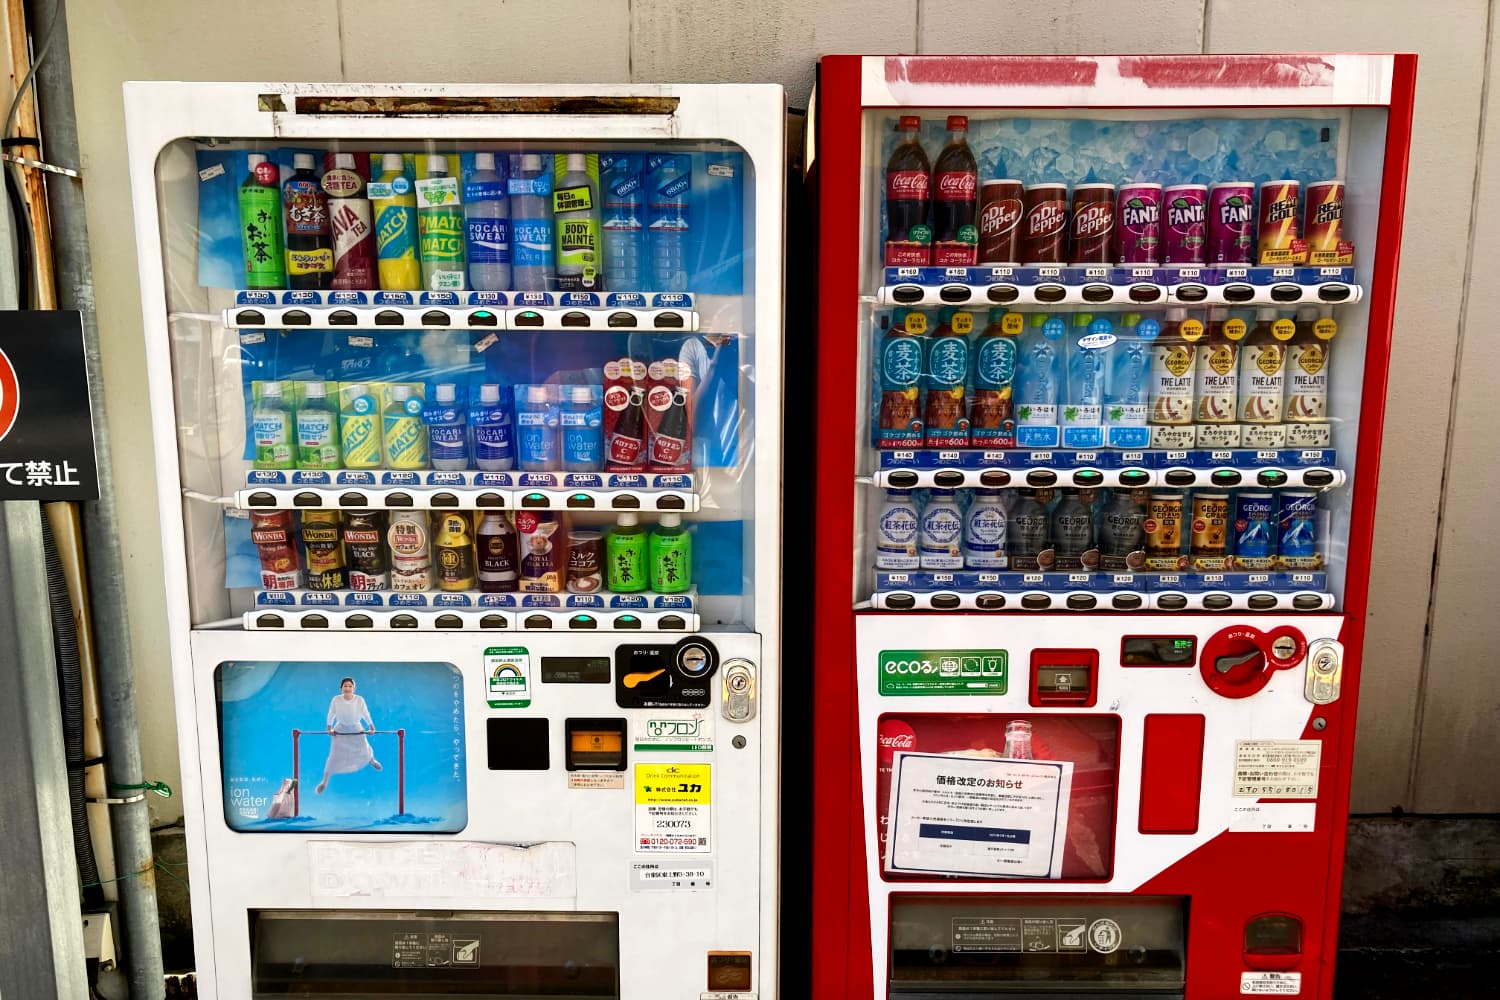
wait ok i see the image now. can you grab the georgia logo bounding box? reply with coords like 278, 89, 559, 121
0, 347, 19, 445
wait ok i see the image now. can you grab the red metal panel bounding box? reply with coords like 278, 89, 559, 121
1138, 714, 1205, 834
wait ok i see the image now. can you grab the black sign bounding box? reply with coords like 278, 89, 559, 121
0, 311, 99, 500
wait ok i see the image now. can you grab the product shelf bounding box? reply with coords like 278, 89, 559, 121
222, 289, 699, 332
247, 586, 699, 631
869, 571, 1331, 613
875, 265, 1360, 310
871, 448, 1342, 491
234, 470, 699, 513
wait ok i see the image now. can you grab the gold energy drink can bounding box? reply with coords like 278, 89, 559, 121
1304, 180, 1352, 265
1256, 179, 1305, 265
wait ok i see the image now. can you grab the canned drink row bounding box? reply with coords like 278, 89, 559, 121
875, 485, 1323, 574
251, 508, 692, 596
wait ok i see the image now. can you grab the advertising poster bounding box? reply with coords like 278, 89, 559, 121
217, 660, 467, 833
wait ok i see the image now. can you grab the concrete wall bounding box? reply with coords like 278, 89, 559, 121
64, 0, 1498, 822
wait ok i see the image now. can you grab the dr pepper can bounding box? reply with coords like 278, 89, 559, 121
978, 179, 1025, 265
1069, 183, 1116, 265
1021, 182, 1069, 264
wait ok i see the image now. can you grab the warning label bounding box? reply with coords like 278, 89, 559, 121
391, 931, 477, 970
952, 916, 1021, 953
1241, 970, 1302, 994
1233, 740, 1321, 798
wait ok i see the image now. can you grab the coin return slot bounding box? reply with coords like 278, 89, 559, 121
987, 284, 1020, 303
476, 492, 506, 508
561, 310, 591, 328
384, 492, 413, 507
569, 615, 598, 630
884, 594, 916, 610
566, 493, 597, 509
1202, 594, 1234, 610
1293, 594, 1325, 610
390, 614, 419, 629
891, 285, 924, 304
933, 471, 965, 488
653, 312, 686, 329
1271, 283, 1304, 302
1258, 470, 1289, 488
1304, 469, 1335, 487
373, 309, 404, 326
1211, 470, 1243, 487
235, 309, 265, 325
328, 309, 358, 326
254, 614, 284, 628
514, 310, 545, 327
929, 594, 961, 610
293, 491, 321, 507
975, 594, 1005, 610
338, 491, 368, 506
1025, 470, 1057, 487
480, 614, 508, 629
1066, 594, 1097, 610
435, 614, 464, 629
524, 614, 553, 629
607, 310, 637, 327
887, 471, 920, 488
610, 494, 641, 509
282, 309, 312, 326
345, 614, 373, 629
467, 310, 498, 326
656, 494, 686, 511
1021, 594, 1051, 610
1129, 284, 1162, 302
301, 614, 329, 629
1082, 283, 1114, 303
1223, 284, 1255, 303
1248, 594, 1279, 610
565, 718, 627, 771
1174, 284, 1207, 302
1157, 594, 1189, 610
1034, 283, 1066, 303
430, 492, 460, 508
978, 470, 1011, 487
1318, 284, 1351, 302
1113, 593, 1144, 610
487, 717, 550, 771
938, 284, 972, 303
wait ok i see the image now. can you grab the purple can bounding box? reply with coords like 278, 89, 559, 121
1209, 181, 1256, 264
1117, 182, 1162, 264
1162, 184, 1207, 266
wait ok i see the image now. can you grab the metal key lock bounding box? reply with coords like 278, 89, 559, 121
721, 659, 757, 722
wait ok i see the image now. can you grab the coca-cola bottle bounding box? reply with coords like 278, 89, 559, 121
884, 115, 932, 267
931, 115, 978, 266
607, 386, 648, 469
649, 387, 691, 468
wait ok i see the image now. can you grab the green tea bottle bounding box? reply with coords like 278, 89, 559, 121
239, 153, 286, 289
606, 511, 647, 593
649, 512, 692, 593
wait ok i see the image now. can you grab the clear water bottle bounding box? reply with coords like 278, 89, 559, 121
601, 153, 644, 292
465, 152, 511, 291
509, 154, 555, 292
648, 154, 690, 292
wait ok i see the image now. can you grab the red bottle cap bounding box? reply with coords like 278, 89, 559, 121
947, 115, 969, 131
898, 115, 921, 131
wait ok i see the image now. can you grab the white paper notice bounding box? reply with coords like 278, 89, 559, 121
1233, 740, 1321, 798
1241, 970, 1302, 994
885, 752, 1072, 878
308, 840, 576, 900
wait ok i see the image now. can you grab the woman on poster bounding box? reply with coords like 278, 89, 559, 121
316, 676, 383, 794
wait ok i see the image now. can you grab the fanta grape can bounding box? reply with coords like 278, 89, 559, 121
1117, 182, 1162, 265
1208, 182, 1255, 265
1162, 184, 1207, 266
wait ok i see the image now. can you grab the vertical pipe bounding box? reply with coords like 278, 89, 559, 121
292, 730, 301, 816
398, 729, 406, 815
27, 2, 164, 995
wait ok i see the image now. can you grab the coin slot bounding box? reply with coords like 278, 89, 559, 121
467, 309, 498, 327
390, 614, 419, 629
373, 309, 404, 326
884, 594, 917, 610
939, 284, 972, 303
1317, 284, 1351, 302
1034, 283, 1066, 303
254, 614, 284, 628
1271, 283, 1303, 302
1211, 470, 1243, 487
891, 285, 924, 304
345, 614, 373, 629
1081, 283, 1113, 303
328, 309, 358, 326
986, 284, 1020, 303
1174, 284, 1207, 302
235, 309, 266, 326
1257, 470, 1289, 488
480, 614, 508, 629
486, 717, 549, 771
1021, 594, 1052, 610
524, 614, 554, 629
1223, 284, 1255, 303
607, 310, 637, 328
384, 492, 413, 507
978, 470, 1011, 487
1066, 594, 1097, 610
1157, 594, 1189, 610
514, 310, 545, 327
929, 594, 961, 610
1025, 470, 1057, 487
430, 492, 459, 507
653, 311, 686, 329
1129, 284, 1162, 303
282, 309, 312, 326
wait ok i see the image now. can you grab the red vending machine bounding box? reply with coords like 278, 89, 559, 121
810, 54, 1415, 1000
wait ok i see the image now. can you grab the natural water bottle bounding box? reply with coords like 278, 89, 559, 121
251, 381, 294, 470
382, 384, 429, 470
427, 382, 469, 471
295, 380, 340, 470
648, 154, 690, 291
473, 383, 515, 472
601, 153, 644, 291
465, 152, 511, 291
416, 155, 466, 291
554, 153, 602, 289
509, 154, 554, 291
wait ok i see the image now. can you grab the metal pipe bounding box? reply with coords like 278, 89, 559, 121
28, 1, 165, 995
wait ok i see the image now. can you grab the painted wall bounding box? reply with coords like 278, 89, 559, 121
64, 0, 1498, 822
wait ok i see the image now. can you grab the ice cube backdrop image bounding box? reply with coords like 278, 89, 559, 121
216, 660, 468, 833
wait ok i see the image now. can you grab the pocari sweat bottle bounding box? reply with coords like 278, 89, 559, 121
473, 383, 515, 472
465, 152, 511, 291
601, 153, 645, 292
648, 154, 690, 292
427, 382, 470, 471
510, 154, 555, 291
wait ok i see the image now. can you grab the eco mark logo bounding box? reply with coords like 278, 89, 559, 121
0, 347, 19, 445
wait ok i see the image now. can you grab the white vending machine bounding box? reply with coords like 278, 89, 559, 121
124, 82, 784, 999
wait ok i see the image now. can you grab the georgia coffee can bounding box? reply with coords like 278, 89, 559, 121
1189, 491, 1231, 569
1304, 180, 1351, 265
1069, 183, 1116, 264
1117, 182, 1162, 265
978, 179, 1025, 265
1257, 179, 1305, 265
1021, 183, 1069, 264
1208, 182, 1255, 265
1162, 184, 1208, 266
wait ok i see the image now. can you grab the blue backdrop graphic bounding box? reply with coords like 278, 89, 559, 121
216, 660, 467, 833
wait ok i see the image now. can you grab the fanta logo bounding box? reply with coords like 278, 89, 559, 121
1073, 204, 1113, 238
0, 347, 20, 445
878, 733, 915, 749
1121, 203, 1159, 228
1218, 199, 1251, 225
1167, 200, 1204, 229
1027, 203, 1066, 237
936, 172, 976, 199
980, 198, 1022, 237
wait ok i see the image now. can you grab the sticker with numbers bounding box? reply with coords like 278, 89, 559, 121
485, 647, 531, 708
1233, 740, 1320, 798
1241, 971, 1302, 994
635, 763, 711, 853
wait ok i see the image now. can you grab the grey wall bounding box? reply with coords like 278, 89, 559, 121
64, 0, 1499, 821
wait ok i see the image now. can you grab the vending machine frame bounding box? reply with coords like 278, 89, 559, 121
125, 81, 786, 998
810, 54, 1416, 1000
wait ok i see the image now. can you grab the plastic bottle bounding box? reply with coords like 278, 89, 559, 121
517, 386, 559, 472
884, 115, 932, 265
606, 512, 648, 593
649, 512, 692, 593
417, 155, 467, 291
561, 384, 603, 473
554, 153, 602, 289
371, 152, 420, 291
324, 152, 376, 290
1149, 307, 1197, 437
477, 512, 519, 592
283, 153, 333, 289
239, 153, 286, 289
1194, 313, 1240, 428
509, 154, 555, 291
930, 115, 979, 265
251, 381, 295, 470
918, 489, 964, 570
876, 307, 925, 449
1239, 306, 1286, 425
875, 488, 920, 570
465, 152, 511, 291
1014, 313, 1063, 446
601, 153, 645, 291
1104, 313, 1151, 447
295, 380, 341, 470
1063, 313, 1109, 448
923, 307, 970, 448
338, 383, 382, 470
474, 383, 515, 472
648, 154, 690, 291
963, 488, 1008, 569
382, 384, 429, 470
428, 382, 469, 471
1285, 305, 1332, 440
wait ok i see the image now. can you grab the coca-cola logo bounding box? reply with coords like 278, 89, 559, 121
887, 170, 929, 197
935, 171, 977, 199
878, 733, 915, 749
980, 198, 1022, 237
1026, 202, 1066, 237
1073, 203, 1114, 238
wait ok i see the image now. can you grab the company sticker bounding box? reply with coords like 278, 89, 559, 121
635, 763, 711, 853
1233, 740, 1320, 798
634, 712, 714, 752
1241, 971, 1302, 995
629, 859, 715, 892
879, 649, 1007, 696
484, 646, 531, 708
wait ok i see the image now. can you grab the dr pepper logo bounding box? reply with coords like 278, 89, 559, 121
0, 347, 18, 445
1027, 202, 1066, 237
980, 198, 1023, 239
1073, 203, 1114, 238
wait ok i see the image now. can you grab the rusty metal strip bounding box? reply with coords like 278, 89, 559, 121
290, 95, 680, 117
